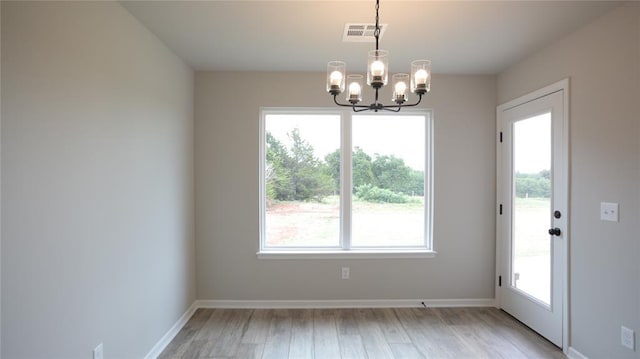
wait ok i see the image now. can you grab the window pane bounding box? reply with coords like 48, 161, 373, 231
264, 114, 341, 247
351, 115, 425, 247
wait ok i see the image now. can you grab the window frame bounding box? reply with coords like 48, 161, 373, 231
258, 107, 435, 259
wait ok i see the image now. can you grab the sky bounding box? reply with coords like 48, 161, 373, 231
265, 113, 426, 170
513, 112, 551, 174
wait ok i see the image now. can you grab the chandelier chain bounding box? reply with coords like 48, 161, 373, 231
374, 0, 380, 51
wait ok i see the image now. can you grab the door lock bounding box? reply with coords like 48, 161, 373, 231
548, 227, 561, 236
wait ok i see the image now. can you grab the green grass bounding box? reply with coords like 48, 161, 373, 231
513, 197, 551, 257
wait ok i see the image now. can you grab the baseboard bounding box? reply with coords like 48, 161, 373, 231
144, 301, 198, 359
568, 347, 589, 359
196, 298, 496, 309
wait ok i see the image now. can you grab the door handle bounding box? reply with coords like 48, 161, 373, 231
548, 227, 561, 236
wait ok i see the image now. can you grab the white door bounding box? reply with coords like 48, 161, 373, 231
497, 80, 568, 348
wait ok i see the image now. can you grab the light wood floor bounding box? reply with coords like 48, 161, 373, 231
159, 307, 565, 359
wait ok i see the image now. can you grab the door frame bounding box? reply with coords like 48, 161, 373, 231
495, 78, 570, 353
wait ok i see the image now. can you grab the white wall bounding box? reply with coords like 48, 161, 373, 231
497, 3, 640, 358
195, 72, 496, 302
1, 2, 195, 358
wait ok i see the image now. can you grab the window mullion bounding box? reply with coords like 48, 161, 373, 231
341, 111, 352, 250
425, 111, 433, 250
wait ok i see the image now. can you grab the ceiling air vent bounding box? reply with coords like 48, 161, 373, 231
342, 23, 387, 43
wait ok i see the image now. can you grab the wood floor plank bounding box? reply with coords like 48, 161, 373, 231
354, 308, 395, 359
180, 339, 207, 359
468, 309, 530, 358
339, 334, 368, 359
158, 307, 566, 359
449, 323, 526, 358
412, 307, 480, 358
374, 308, 411, 344
393, 308, 446, 357
235, 343, 265, 359
389, 343, 426, 359
187, 309, 235, 358
187, 308, 216, 329
336, 308, 360, 336
194, 308, 233, 341
241, 309, 272, 344
313, 309, 341, 358
479, 308, 565, 359
207, 309, 253, 357
288, 309, 314, 359
158, 309, 214, 359
157, 329, 195, 359
261, 309, 292, 359
433, 307, 521, 358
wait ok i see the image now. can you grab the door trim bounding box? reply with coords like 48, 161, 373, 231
495, 78, 569, 353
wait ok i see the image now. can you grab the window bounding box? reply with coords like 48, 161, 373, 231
259, 108, 433, 258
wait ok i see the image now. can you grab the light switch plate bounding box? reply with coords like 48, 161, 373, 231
600, 202, 619, 222
621, 326, 635, 350
93, 343, 104, 359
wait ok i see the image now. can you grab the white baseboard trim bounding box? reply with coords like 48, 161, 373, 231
567, 347, 589, 359
144, 301, 198, 359
145, 298, 495, 358
196, 298, 496, 309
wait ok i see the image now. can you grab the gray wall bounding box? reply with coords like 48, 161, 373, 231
0, 2, 3, 355
195, 72, 496, 301
1, 2, 195, 358
497, 3, 640, 358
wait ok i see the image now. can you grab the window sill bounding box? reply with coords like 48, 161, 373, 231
256, 249, 437, 260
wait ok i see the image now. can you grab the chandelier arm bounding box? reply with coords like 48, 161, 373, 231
334, 94, 424, 113
392, 94, 423, 108
333, 95, 371, 109
377, 94, 424, 112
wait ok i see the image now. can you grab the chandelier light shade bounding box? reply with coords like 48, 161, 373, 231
326, 0, 431, 112
347, 74, 363, 103
326, 61, 346, 94
367, 50, 388, 88
392, 73, 409, 104
411, 60, 431, 95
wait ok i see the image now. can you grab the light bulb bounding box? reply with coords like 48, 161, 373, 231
349, 81, 361, 96
394, 81, 407, 95
330, 70, 343, 86
415, 69, 428, 85
370, 61, 385, 76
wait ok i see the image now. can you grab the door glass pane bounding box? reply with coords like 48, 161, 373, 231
351, 115, 425, 247
511, 112, 552, 305
264, 114, 341, 247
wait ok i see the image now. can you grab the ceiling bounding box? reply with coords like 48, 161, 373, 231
121, 1, 621, 74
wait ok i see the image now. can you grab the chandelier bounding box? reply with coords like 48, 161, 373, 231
326, 0, 431, 112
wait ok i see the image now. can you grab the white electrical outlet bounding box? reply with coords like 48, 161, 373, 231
341, 267, 350, 279
93, 343, 104, 359
621, 326, 635, 350
600, 202, 619, 222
